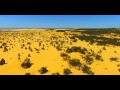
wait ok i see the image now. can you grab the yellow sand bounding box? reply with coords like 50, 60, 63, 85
0, 29, 120, 75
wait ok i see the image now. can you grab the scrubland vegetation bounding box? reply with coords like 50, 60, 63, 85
0, 28, 120, 75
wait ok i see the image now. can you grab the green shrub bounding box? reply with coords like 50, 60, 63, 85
21, 58, 32, 69
2, 42, 7, 46
3, 47, 8, 52
29, 47, 33, 52
51, 72, 60, 75
69, 59, 81, 66
41, 47, 45, 50
18, 57, 20, 60
60, 52, 70, 60
25, 47, 27, 49
66, 46, 86, 54
63, 68, 72, 75
82, 65, 94, 75
98, 50, 102, 54
25, 73, 31, 75
103, 47, 106, 50
73, 39, 77, 42
110, 57, 118, 62
95, 54, 103, 61
39, 67, 48, 74
23, 44, 25, 47
28, 54, 31, 57
56, 46, 62, 51
0, 58, 5, 65
66, 47, 73, 53
0, 46, 2, 48
60, 52, 69, 57
18, 53, 20, 57
27, 42, 31, 45
85, 55, 94, 65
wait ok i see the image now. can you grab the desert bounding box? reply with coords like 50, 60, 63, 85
0, 28, 120, 75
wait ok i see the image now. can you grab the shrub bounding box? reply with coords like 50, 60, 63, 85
51, 72, 60, 75
98, 50, 102, 54
85, 55, 94, 65
23, 44, 25, 47
63, 68, 72, 75
29, 47, 33, 52
38, 67, 48, 74
70, 42, 72, 45
66, 46, 78, 52
103, 47, 106, 50
18, 57, 20, 60
82, 65, 94, 75
36, 51, 40, 53
76, 65, 81, 70
28, 54, 31, 57
66, 47, 73, 53
25, 73, 31, 75
69, 59, 81, 66
66, 46, 87, 54
110, 57, 119, 62
21, 58, 32, 69
56, 46, 62, 51
95, 54, 103, 61
27, 42, 31, 45
60, 52, 69, 57
3, 47, 8, 52
25, 47, 27, 49
71, 47, 81, 52
41, 47, 45, 50
117, 64, 120, 67
73, 38, 77, 42
0, 58, 5, 65
60, 52, 70, 60
18, 53, 20, 57
2, 42, 7, 46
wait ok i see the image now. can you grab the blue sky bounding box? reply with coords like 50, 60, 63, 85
0, 15, 120, 28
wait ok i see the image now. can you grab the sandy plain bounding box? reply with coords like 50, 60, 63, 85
0, 29, 120, 75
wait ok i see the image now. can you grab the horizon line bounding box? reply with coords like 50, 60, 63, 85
0, 27, 119, 29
